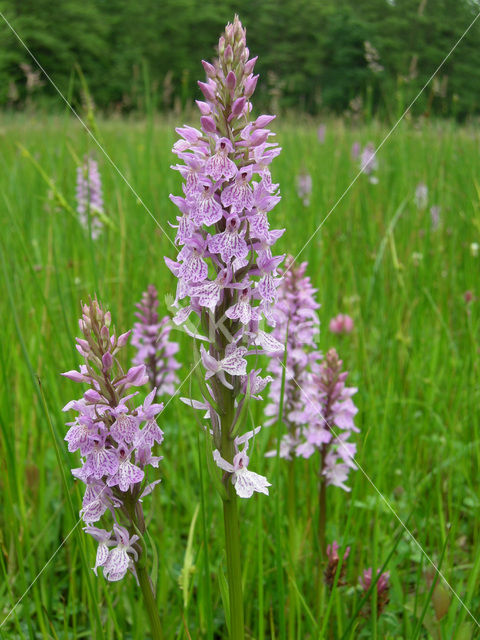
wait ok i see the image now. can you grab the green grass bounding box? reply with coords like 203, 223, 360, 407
0, 112, 479, 639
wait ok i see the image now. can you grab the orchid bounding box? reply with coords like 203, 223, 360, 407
359, 568, 391, 617
62, 298, 163, 586
76, 155, 105, 239
359, 143, 379, 184
132, 285, 180, 398
265, 256, 322, 460
213, 428, 271, 498
164, 16, 283, 638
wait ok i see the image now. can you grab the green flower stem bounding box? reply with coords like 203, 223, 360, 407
222, 489, 245, 640
318, 447, 327, 558
128, 501, 163, 640
315, 447, 327, 617
221, 394, 245, 640
287, 458, 297, 640
137, 562, 163, 640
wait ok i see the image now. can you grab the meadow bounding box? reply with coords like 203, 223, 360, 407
0, 111, 479, 639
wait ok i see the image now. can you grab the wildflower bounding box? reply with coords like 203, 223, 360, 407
213, 428, 271, 498
165, 15, 283, 490
62, 298, 163, 582
359, 143, 378, 184
359, 568, 390, 617
430, 205, 441, 230
470, 242, 479, 257
329, 313, 354, 334
317, 124, 326, 143
296, 171, 312, 206
411, 251, 423, 266
415, 182, 428, 210
76, 156, 105, 239
351, 142, 360, 160
265, 256, 322, 460
296, 348, 359, 493
102, 525, 140, 582
132, 285, 180, 397
324, 540, 350, 588
364, 41, 384, 73
165, 17, 283, 634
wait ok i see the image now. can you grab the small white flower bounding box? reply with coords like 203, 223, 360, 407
213, 427, 271, 498
470, 242, 479, 257
411, 252, 423, 266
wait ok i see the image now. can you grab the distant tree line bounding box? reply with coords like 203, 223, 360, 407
1, 0, 480, 119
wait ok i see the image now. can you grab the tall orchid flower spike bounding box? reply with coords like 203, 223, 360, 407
265, 258, 360, 582
265, 256, 322, 460
62, 298, 163, 638
76, 155, 105, 239
132, 284, 180, 398
164, 15, 283, 639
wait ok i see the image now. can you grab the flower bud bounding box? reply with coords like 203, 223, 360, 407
244, 56, 258, 76
226, 70, 236, 91
102, 352, 113, 372
225, 24, 234, 41
200, 116, 217, 133
224, 44, 233, 64
254, 114, 276, 128
84, 389, 103, 403
196, 100, 211, 115
117, 330, 131, 348
201, 60, 216, 78
249, 129, 270, 147
231, 96, 247, 117
62, 369, 89, 383
244, 74, 259, 98
198, 81, 217, 103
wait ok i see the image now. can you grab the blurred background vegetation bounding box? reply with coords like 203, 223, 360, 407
1, 0, 480, 120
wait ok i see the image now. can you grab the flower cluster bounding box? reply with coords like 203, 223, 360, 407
430, 205, 441, 230
62, 298, 164, 581
329, 313, 354, 334
132, 285, 180, 398
324, 540, 350, 589
165, 16, 284, 498
359, 143, 379, 184
359, 568, 390, 617
317, 124, 326, 144
265, 256, 322, 459
76, 156, 105, 239
296, 348, 359, 492
415, 182, 428, 210
264, 257, 359, 491
296, 171, 312, 206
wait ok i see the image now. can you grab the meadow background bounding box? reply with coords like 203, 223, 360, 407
1, 1, 480, 639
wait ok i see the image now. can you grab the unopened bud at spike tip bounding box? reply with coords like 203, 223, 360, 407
224, 44, 233, 64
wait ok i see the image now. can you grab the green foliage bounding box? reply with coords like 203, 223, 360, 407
1, 0, 480, 117
1, 113, 480, 637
